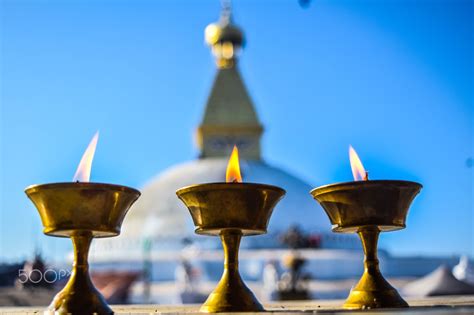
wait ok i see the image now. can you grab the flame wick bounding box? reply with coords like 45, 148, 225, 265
349, 145, 368, 181
226, 145, 242, 183
73, 132, 99, 182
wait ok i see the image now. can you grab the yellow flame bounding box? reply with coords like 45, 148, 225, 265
226, 145, 242, 183
349, 145, 368, 181
73, 132, 99, 182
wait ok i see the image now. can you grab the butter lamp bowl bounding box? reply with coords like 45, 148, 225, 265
25, 182, 140, 315
176, 182, 285, 236
311, 179, 422, 310
25, 182, 140, 237
177, 182, 285, 313
311, 180, 422, 233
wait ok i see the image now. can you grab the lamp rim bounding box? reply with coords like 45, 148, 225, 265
25, 182, 141, 196
176, 182, 286, 196
310, 180, 422, 196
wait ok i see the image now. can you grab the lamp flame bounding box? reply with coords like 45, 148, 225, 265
226, 145, 242, 183
73, 132, 99, 182
349, 145, 368, 181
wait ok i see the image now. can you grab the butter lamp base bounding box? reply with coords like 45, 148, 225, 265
344, 227, 408, 310
47, 233, 113, 315
200, 229, 264, 313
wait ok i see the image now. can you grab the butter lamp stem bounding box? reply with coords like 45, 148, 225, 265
49, 232, 113, 315
200, 229, 264, 313
344, 227, 409, 309
222, 229, 240, 272
359, 227, 379, 274
72, 232, 92, 268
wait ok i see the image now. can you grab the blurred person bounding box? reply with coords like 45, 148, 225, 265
277, 252, 311, 300
453, 256, 474, 285
262, 259, 280, 301
175, 258, 205, 304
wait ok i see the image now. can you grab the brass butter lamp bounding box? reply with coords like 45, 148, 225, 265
25, 133, 140, 315
310, 146, 422, 309
176, 146, 285, 312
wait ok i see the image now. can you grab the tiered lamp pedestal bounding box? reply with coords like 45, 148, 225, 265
311, 180, 422, 310
177, 183, 285, 313
25, 182, 140, 315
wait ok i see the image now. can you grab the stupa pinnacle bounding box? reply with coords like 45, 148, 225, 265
196, 4, 263, 160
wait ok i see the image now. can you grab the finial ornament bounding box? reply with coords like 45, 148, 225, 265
220, 0, 232, 24
205, 0, 244, 68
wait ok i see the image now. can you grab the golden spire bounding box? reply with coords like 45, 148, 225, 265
204, 1, 244, 69
196, 2, 263, 160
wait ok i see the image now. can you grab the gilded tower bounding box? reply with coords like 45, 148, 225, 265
196, 6, 263, 160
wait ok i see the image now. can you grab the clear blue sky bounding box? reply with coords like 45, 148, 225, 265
0, 0, 472, 261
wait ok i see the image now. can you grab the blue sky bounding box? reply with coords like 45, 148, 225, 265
0, 0, 472, 261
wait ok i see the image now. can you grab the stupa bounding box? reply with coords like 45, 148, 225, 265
91, 5, 340, 262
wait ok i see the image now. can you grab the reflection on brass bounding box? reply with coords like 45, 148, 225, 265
311, 180, 422, 309
25, 182, 140, 315
177, 183, 285, 312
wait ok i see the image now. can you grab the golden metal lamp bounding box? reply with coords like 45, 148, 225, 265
25, 182, 140, 315
176, 182, 285, 312
311, 180, 422, 309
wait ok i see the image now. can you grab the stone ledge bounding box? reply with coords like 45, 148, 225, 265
1, 296, 473, 315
